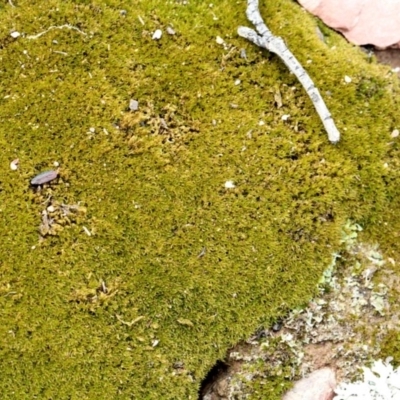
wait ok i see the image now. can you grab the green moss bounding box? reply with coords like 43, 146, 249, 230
379, 330, 400, 367
1, 0, 400, 398
243, 338, 299, 399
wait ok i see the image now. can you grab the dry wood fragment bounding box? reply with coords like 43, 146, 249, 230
238, 0, 340, 143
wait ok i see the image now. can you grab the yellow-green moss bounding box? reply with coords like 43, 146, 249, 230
379, 330, 400, 367
1, 0, 400, 398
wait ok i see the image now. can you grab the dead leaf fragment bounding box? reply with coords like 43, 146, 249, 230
177, 318, 194, 327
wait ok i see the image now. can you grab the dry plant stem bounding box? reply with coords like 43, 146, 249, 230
238, 0, 340, 144
26, 24, 87, 40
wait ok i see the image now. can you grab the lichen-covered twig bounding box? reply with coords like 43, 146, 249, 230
238, 0, 340, 144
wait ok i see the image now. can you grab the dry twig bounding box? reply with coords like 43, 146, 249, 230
238, 0, 340, 143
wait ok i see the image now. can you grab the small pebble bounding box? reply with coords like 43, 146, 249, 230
272, 322, 282, 332
10, 31, 20, 39
344, 75, 352, 83
10, 158, 19, 171
216, 36, 224, 45
391, 129, 399, 138
152, 29, 162, 40
53, 161, 60, 167
166, 26, 175, 35
89, 127, 95, 133
224, 180, 235, 189
281, 114, 290, 121
234, 79, 241, 85
129, 99, 139, 111
119, 10, 127, 16
47, 205, 55, 213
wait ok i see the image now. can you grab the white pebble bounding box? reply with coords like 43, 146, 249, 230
281, 114, 290, 121
391, 129, 399, 138
166, 26, 175, 35
53, 161, 60, 167
129, 99, 139, 111
47, 205, 55, 213
224, 180, 235, 189
344, 75, 352, 83
258, 120, 265, 126
10, 31, 20, 39
152, 29, 162, 40
10, 158, 19, 170
234, 79, 241, 86
89, 127, 95, 133
216, 36, 224, 45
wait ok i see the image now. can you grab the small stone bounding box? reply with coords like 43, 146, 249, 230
10, 158, 19, 170
224, 180, 235, 189
120, 9, 127, 16
152, 29, 162, 40
272, 322, 282, 332
53, 161, 60, 167
166, 26, 175, 35
216, 36, 224, 45
344, 75, 352, 83
282, 114, 290, 121
234, 79, 241, 85
391, 129, 399, 138
89, 127, 95, 133
282, 367, 336, 400
129, 99, 139, 111
10, 31, 20, 39
258, 120, 265, 126
47, 205, 55, 213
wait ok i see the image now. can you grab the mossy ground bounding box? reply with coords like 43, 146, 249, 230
1, 0, 400, 398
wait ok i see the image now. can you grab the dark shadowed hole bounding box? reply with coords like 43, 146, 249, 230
198, 360, 230, 400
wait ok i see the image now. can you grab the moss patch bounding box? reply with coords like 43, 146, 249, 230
1, 0, 400, 398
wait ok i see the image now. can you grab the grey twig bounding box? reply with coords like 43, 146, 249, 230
238, 0, 340, 143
